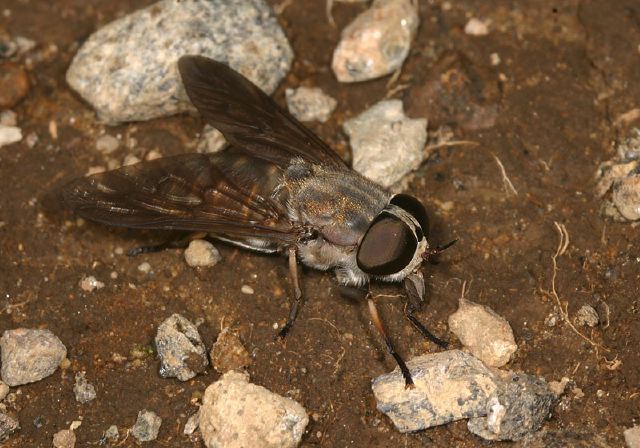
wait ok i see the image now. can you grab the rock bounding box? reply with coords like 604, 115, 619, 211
103, 425, 119, 441
73, 372, 97, 403
575, 305, 599, 327
0, 381, 9, 401
131, 410, 162, 443
79, 275, 104, 292
332, 0, 419, 82
137, 261, 152, 274
464, 18, 490, 36
467, 370, 557, 441
548, 377, 571, 397
183, 412, 199, 436
0, 110, 17, 127
95, 134, 120, 154
0, 34, 36, 59
343, 99, 426, 188
517, 429, 613, 448
66, 0, 293, 123
617, 128, 640, 161
0, 413, 19, 442
196, 125, 227, 154
155, 314, 208, 381
199, 371, 308, 448
285, 87, 337, 123
241, 285, 254, 295
0, 328, 67, 387
0, 125, 22, 148
210, 328, 252, 373
626, 425, 640, 448
184, 239, 221, 268
0, 62, 29, 108
448, 299, 517, 367
371, 350, 499, 432
52, 429, 76, 448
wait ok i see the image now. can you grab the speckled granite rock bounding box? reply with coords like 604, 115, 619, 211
285, 86, 337, 123
155, 314, 208, 381
67, 0, 293, 123
343, 99, 426, 188
372, 350, 499, 432
467, 370, 557, 441
332, 0, 418, 82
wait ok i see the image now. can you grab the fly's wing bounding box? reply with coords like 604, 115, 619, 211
62, 150, 296, 242
178, 55, 347, 170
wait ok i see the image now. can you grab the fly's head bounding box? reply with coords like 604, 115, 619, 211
356, 193, 430, 282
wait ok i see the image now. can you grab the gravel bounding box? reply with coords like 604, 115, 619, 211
0, 328, 67, 387
155, 314, 208, 381
0, 413, 19, 442
332, 0, 419, 82
79, 275, 104, 292
95, 134, 119, 154
448, 299, 518, 367
625, 425, 640, 448
66, 0, 293, 123
183, 412, 199, 436
184, 239, 221, 268
285, 86, 337, 123
131, 410, 162, 443
210, 328, 252, 373
0, 381, 9, 401
464, 18, 490, 36
196, 125, 227, 154
199, 370, 308, 448
73, 372, 97, 403
575, 305, 599, 327
0, 125, 22, 148
103, 425, 119, 442
52, 429, 76, 448
343, 99, 427, 188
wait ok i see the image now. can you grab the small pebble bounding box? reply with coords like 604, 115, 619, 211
79, 275, 104, 292
343, 99, 427, 188
0, 412, 19, 441
1, 328, 67, 387
155, 314, 208, 381
103, 425, 119, 441
122, 154, 141, 166
183, 412, 199, 436
131, 410, 162, 443
0, 110, 17, 126
464, 17, 490, 36
199, 371, 308, 448
95, 134, 119, 154
184, 239, 221, 268
0, 62, 30, 108
0, 382, 9, 401
196, 125, 227, 154
210, 328, 252, 373
241, 285, 254, 295
0, 125, 22, 148
448, 299, 517, 367
137, 262, 152, 274
544, 313, 558, 327
73, 372, 97, 403
52, 429, 76, 448
285, 86, 337, 123
625, 425, 640, 448
575, 305, 599, 327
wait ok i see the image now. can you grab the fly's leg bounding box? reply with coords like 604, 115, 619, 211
277, 247, 303, 339
367, 295, 414, 389
404, 303, 449, 349
127, 232, 199, 257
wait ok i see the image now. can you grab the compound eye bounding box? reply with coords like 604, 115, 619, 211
356, 214, 418, 276
390, 194, 429, 238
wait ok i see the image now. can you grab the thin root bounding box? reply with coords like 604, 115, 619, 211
493, 154, 518, 196
326, 0, 336, 27
424, 140, 480, 153
275, 0, 294, 14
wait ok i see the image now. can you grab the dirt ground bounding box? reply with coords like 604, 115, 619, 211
1, 0, 639, 446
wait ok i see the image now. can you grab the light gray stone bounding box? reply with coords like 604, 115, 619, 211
467, 370, 557, 441
343, 99, 426, 188
0, 413, 19, 442
626, 425, 640, 448
575, 305, 599, 327
332, 0, 419, 82
448, 299, 517, 367
95, 134, 120, 154
131, 410, 162, 442
184, 239, 221, 268
371, 350, 499, 432
66, 0, 293, 124
196, 125, 227, 154
285, 87, 337, 123
0, 381, 9, 401
52, 429, 76, 448
104, 425, 119, 441
155, 314, 208, 381
0, 125, 22, 148
0, 328, 67, 387
73, 372, 97, 403
199, 370, 308, 448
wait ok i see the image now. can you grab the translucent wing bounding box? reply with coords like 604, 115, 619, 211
62, 150, 296, 242
178, 55, 347, 170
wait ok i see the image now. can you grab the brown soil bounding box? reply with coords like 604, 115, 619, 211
1, 0, 639, 446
